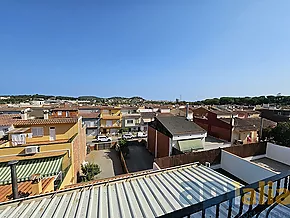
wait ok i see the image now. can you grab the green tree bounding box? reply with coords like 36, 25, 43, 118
271, 122, 290, 147
81, 163, 101, 182
119, 139, 130, 157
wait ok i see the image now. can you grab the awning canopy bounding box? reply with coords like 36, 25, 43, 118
178, 139, 203, 152
0, 156, 63, 185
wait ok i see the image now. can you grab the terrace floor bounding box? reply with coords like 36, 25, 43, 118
251, 157, 290, 173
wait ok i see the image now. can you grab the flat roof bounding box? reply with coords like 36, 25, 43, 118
0, 163, 242, 217
251, 157, 290, 173
202, 136, 231, 151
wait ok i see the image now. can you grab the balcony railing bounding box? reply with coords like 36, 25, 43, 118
158, 171, 290, 218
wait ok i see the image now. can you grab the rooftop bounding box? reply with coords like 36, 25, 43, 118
0, 163, 242, 217
14, 118, 78, 126
220, 117, 276, 131
156, 116, 206, 136
251, 157, 290, 173
0, 177, 54, 203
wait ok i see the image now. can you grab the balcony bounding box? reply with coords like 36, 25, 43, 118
101, 115, 121, 120
100, 123, 121, 128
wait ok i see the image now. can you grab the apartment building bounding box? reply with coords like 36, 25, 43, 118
121, 106, 141, 132
0, 117, 86, 189
99, 106, 122, 134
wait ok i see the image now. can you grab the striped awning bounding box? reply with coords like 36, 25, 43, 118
0, 156, 63, 185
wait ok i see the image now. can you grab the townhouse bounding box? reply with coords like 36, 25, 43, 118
121, 106, 141, 132
99, 106, 122, 134
148, 115, 207, 158
78, 106, 101, 136
0, 117, 86, 191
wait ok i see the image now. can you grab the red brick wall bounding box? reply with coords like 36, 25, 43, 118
194, 117, 231, 141
147, 126, 156, 155
71, 119, 86, 182
157, 131, 170, 158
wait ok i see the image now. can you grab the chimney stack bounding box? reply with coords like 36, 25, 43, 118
21, 109, 29, 120
8, 160, 19, 200
186, 103, 190, 120
43, 110, 49, 119
31, 174, 42, 195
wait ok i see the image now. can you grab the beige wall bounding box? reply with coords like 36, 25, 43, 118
10, 123, 78, 144
59, 165, 74, 189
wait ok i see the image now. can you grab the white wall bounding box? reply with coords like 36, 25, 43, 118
172, 132, 207, 141
221, 150, 276, 184
266, 143, 290, 166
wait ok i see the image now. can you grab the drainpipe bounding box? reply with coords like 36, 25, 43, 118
8, 160, 19, 199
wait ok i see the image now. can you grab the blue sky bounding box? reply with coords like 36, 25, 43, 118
1, 0, 290, 101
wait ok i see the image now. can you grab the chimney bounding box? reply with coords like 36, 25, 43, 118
43, 110, 49, 119
31, 174, 42, 195
186, 103, 190, 120
21, 109, 28, 120
8, 160, 19, 199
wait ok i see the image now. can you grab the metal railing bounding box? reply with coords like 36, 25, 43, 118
158, 171, 290, 218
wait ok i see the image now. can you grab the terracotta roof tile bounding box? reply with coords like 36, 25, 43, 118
51, 107, 78, 111
14, 118, 78, 126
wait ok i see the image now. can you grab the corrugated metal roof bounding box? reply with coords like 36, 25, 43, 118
0, 164, 243, 218
0, 156, 63, 185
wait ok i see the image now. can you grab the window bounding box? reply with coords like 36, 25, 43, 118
127, 120, 134, 124
57, 111, 62, 116
66, 111, 69, 117
31, 127, 44, 137
106, 120, 113, 127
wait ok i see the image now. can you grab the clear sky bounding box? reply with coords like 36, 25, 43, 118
1, 0, 290, 101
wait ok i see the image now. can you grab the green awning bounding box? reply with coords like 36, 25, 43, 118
0, 156, 63, 185
178, 139, 203, 152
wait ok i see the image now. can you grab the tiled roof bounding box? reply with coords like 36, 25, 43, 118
0, 156, 63, 185
0, 114, 21, 126
51, 107, 78, 111
14, 118, 78, 126
0, 107, 25, 112
0, 177, 54, 203
220, 117, 276, 131
0, 114, 21, 119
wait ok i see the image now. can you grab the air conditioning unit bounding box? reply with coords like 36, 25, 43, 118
25, 146, 40, 155
205, 162, 211, 168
